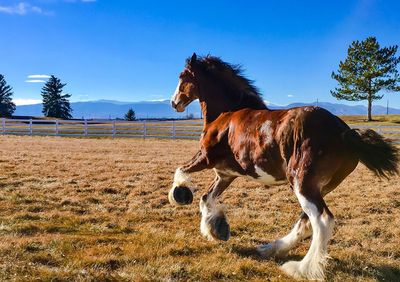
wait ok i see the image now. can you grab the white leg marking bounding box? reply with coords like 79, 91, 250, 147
199, 195, 228, 241
281, 178, 334, 281
257, 218, 311, 258
168, 167, 194, 206
172, 167, 192, 188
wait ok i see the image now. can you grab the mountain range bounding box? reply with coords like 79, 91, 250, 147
14, 99, 400, 119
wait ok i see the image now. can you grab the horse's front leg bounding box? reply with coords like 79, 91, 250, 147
169, 150, 209, 206
200, 171, 235, 241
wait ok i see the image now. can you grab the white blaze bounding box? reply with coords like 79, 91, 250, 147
171, 79, 182, 104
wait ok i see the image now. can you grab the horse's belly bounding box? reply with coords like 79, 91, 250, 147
216, 166, 287, 186
250, 165, 287, 186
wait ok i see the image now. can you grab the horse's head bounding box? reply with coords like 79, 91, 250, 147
171, 53, 200, 112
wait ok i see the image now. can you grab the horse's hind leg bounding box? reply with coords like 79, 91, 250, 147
258, 167, 349, 259
281, 178, 334, 281
200, 171, 235, 241
257, 211, 312, 258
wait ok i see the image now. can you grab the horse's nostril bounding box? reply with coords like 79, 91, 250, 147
171, 101, 176, 108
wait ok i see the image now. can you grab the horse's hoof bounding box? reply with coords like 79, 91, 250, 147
257, 242, 288, 259
257, 243, 276, 258
281, 261, 305, 280
212, 216, 230, 241
170, 186, 193, 205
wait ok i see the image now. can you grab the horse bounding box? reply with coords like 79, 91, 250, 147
168, 53, 399, 280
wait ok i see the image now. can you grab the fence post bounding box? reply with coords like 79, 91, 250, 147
112, 120, 116, 138
55, 120, 59, 136
143, 120, 147, 139
29, 119, 33, 135
1, 118, 5, 135
84, 119, 88, 136
172, 120, 176, 139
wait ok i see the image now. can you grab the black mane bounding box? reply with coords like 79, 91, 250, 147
188, 55, 267, 109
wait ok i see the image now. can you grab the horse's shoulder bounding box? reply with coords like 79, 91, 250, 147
200, 116, 231, 148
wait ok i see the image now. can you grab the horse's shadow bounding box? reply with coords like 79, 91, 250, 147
230, 244, 302, 263
327, 257, 400, 282
231, 245, 400, 281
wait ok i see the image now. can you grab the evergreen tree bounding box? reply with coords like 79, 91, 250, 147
42, 75, 72, 119
125, 108, 136, 121
331, 37, 400, 121
0, 74, 16, 117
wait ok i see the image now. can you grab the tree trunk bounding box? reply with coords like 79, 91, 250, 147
367, 94, 372, 121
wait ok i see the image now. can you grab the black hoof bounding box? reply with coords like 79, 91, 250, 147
213, 216, 230, 241
173, 186, 193, 205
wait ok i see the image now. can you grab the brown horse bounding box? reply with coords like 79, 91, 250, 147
168, 53, 399, 280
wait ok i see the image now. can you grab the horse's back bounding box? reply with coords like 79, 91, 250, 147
275, 106, 359, 189
204, 106, 351, 154
201, 106, 356, 184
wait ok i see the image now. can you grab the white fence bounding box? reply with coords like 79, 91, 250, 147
1, 118, 400, 142
349, 124, 400, 144
0, 118, 203, 139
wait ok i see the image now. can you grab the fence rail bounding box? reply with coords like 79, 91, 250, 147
1, 118, 400, 142
0, 118, 203, 139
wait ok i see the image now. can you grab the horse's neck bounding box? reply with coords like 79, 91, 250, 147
199, 94, 267, 126
197, 81, 230, 125
197, 73, 267, 126
200, 102, 216, 125
199, 98, 234, 125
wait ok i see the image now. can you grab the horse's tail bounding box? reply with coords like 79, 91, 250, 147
343, 129, 399, 178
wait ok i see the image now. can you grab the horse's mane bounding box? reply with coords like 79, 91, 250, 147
187, 55, 267, 109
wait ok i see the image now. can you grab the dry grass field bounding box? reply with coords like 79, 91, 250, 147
0, 136, 399, 281
340, 114, 400, 125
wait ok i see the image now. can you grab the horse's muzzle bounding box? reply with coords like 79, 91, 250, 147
171, 101, 185, 112
171, 100, 177, 109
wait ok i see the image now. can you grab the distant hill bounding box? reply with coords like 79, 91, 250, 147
14, 100, 400, 119
14, 100, 202, 119
269, 101, 400, 115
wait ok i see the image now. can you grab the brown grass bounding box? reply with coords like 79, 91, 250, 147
0, 135, 399, 281
340, 114, 400, 125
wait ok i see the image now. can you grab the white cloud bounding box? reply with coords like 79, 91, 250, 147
26, 79, 46, 83
288, 94, 294, 97
27, 74, 51, 79
76, 94, 89, 101
64, 0, 97, 2
0, 2, 51, 16
0, 1, 95, 16
13, 98, 42, 106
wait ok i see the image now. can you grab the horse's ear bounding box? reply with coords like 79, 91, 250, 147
189, 53, 197, 66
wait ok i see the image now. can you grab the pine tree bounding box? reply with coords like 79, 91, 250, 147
0, 74, 16, 117
42, 75, 72, 119
125, 108, 136, 121
331, 37, 400, 121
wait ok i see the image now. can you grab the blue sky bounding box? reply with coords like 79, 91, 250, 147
1, 0, 400, 107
